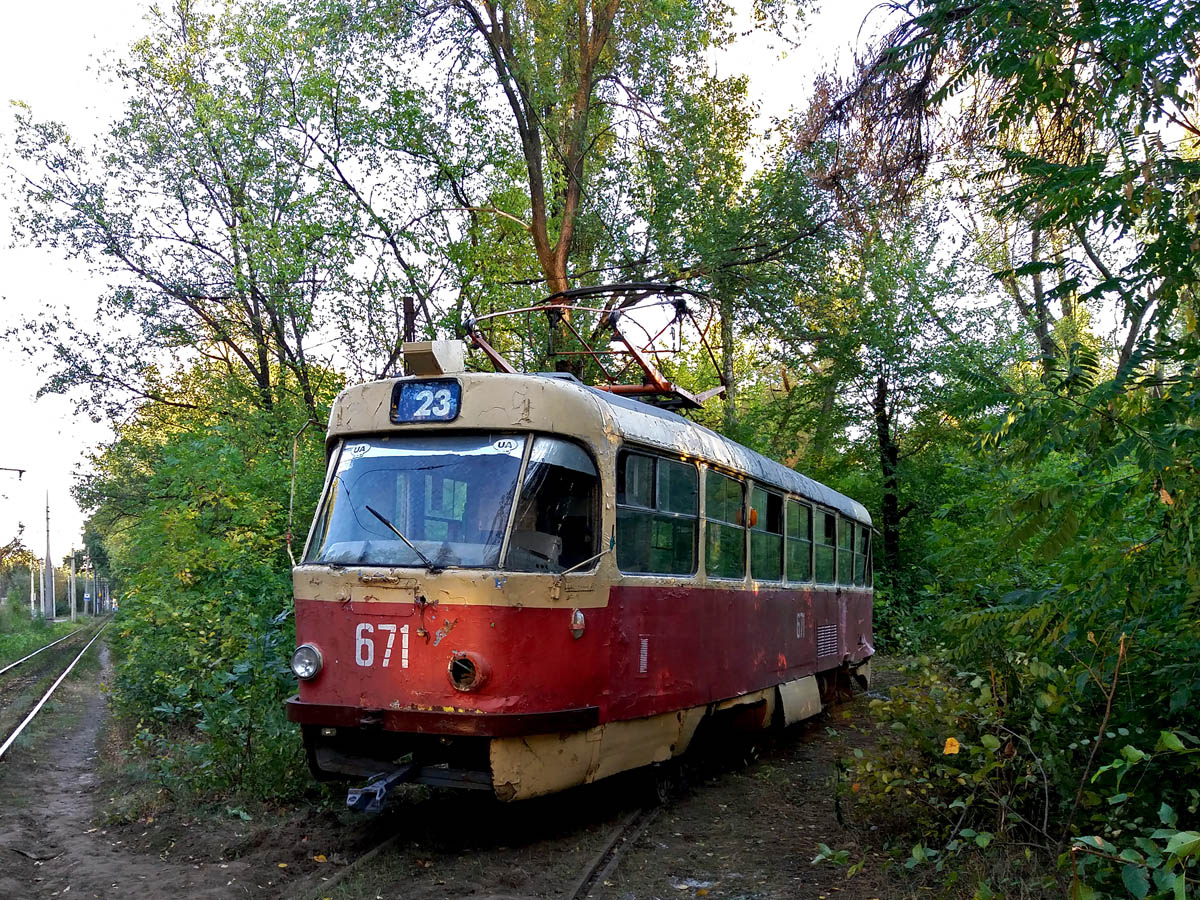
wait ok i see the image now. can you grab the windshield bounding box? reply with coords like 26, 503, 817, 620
305, 435, 526, 568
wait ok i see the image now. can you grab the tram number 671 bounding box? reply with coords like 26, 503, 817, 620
354, 622, 410, 669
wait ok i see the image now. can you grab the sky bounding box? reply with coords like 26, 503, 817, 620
0, 0, 886, 564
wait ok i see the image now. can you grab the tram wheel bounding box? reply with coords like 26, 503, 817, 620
644, 759, 686, 806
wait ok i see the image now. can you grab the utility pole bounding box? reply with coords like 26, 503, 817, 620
69, 547, 77, 623
43, 494, 55, 620
29, 563, 36, 617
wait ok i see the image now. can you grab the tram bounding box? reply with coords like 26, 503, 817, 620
286, 298, 873, 805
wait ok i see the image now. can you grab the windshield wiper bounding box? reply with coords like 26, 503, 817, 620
364, 504, 443, 574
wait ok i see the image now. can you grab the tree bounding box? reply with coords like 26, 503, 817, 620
0, 531, 27, 569
429, 0, 802, 295
829, 0, 1199, 374
811, 5, 1200, 885
12, 0, 359, 419
284, 0, 816, 308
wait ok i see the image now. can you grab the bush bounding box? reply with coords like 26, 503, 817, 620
843, 649, 1200, 899
83, 366, 338, 800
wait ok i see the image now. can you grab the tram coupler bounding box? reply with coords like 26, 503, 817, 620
346, 764, 417, 813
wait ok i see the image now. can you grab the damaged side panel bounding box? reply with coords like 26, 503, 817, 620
777, 676, 822, 726
489, 706, 706, 801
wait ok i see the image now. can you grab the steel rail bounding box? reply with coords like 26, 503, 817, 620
0, 622, 109, 760
564, 805, 661, 900
0, 627, 86, 677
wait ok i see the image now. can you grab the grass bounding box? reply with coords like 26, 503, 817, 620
0, 600, 95, 668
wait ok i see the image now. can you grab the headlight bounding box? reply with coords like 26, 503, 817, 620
291, 643, 323, 680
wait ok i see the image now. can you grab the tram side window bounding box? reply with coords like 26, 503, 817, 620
838, 518, 854, 585
507, 437, 599, 573
750, 487, 783, 581
705, 471, 746, 579
616, 452, 698, 575
854, 528, 870, 586
786, 500, 813, 583
815, 511, 836, 583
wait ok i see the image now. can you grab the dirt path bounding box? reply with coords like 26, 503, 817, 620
0, 643, 285, 899
595, 720, 888, 900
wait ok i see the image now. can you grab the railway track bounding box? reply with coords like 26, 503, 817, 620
0, 622, 109, 760
289, 754, 704, 900
297, 794, 663, 900
0, 627, 87, 677
562, 804, 662, 900
286, 719, 815, 900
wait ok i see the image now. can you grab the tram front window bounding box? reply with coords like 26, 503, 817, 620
506, 437, 599, 573
306, 435, 526, 568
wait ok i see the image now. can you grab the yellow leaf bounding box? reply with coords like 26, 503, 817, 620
943, 737, 961, 755
313, 854, 327, 863
277, 862, 288, 868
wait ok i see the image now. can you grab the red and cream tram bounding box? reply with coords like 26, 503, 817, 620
286, 341, 872, 803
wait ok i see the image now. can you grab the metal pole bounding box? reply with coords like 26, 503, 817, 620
29, 563, 35, 617
69, 548, 77, 623
43, 494, 55, 619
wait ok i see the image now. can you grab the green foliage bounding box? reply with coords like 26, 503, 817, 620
846, 641, 1200, 896
1071, 738, 1200, 900
848, 662, 1048, 848
82, 364, 339, 799
802, 6, 1200, 893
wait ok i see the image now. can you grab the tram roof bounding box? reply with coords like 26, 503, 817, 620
559, 375, 872, 526
328, 371, 871, 526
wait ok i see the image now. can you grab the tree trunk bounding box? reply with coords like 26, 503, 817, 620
805, 365, 838, 468
873, 374, 901, 574
1029, 224, 1058, 374
719, 293, 736, 427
